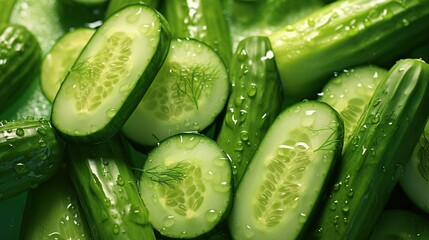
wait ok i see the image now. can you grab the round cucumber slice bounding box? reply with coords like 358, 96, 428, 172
400, 121, 429, 214
139, 133, 232, 239
228, 100, 343, 240
51, 4, 171, 143
318, 65, 387, 146
41, 28, 95, 103
122, 38, 229, 146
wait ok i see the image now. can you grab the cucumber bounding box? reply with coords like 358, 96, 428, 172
122, 38, 229, 146
51, 4, 171, 143
41, 28, 95, 103
0, 0, 16, 23
162, 0, 233, 65
369, 209, 429, 239
0, 23, 42, 112
139, 133, 233, 239
308, 59, 429, 240
399, 120, 429, 214
0, 116, 64, 200
318, 65, 387, 146
268, 0, 429, 103
20, 166, 91, 240
228, 100, 344, 240
66, 134, 156, 240
216, 36, 283, 189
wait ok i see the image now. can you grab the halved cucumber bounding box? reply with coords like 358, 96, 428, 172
41, 28, 95, 103
139, 133, 233, 239
51, 4, 170, 143
228, 100, 343, 240
318, 65, 387, 146
122, 38, 229, 146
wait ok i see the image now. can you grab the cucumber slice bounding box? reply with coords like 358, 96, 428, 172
139, 133, 233, 239
122, 38, 229, 146
318, 65, 387, 146
51, 4, 171, 143
41, 28, 95, 103
228, 100, 343, 240
369, 209, 429, 239
400, 120, 429, 214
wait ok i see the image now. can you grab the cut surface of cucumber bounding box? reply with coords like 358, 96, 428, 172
228, 100, 343, 240
51, 4, 170, 143
318, 65, 387, 146
122, 38, 229, 146
41, 28, 95, 103
139, 133, 233, 239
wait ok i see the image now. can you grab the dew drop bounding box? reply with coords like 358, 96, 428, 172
39, 138, 47, 148
205, 209, 218, 222
243, 224, 254, 238
15, 128, 24, 137
163, 215, 175, 227
37, 127, 47, 135
106, 108, 117, 118
116, 175, 124, 186
112, 224, 120, 234
14, 163, 28, 174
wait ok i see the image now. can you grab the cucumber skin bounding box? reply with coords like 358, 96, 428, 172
0, 117, 64, 200
308, 59, 429, 239
66, 134, 156, 240
162, 0, 232, 65
20, 166, 91, 240
269, 0, 429, 103
0, 24, 41, 112
216, 36, 283, 189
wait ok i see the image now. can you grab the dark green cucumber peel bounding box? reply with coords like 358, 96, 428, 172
0, 24, 42, 112
216, 35, 283, 189
0, 117, 64, 201
66, 134, 156, 240
51, 4, 171, 143
269, 0, 429, 103
20, 165, 91, 240
228, 100, 344, 240
308, 59, 429, 240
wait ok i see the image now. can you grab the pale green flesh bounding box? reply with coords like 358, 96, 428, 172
140, 134, 232, 238
52, 5, 161, 138
318, 65, 387, 145
229, 101, 342, 240
122, 38, 229, 146
41, 28, 95, 103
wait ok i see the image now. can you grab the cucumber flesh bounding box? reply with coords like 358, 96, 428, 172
122, 38, 229, 146
228, 100, 343, 240
41, 28, 95, 103
51, 4, 170, 143
139, 133, 233, 239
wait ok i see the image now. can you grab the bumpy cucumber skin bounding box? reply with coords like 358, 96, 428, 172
228, 100, 344, 240
67, 134, 156, 240
308, 59, 429, 240
0, 24, 41, 112
269, 0, 429, 103
162, 0, 232, 65
216, 36, 283, 189
20, 166, 91, 240
51, 4, 171, 143
0, 117, 64, 200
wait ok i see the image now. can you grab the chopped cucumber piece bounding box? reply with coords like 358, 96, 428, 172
228, 100, 343, 240
400, 120, 429, 214
41, 28, 95, 103
318, 65, 387, 146
139, 133, 233, 239
122, 38, 229, 146
51, 4, 171, 143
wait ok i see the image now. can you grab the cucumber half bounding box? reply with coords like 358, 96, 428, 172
139, 133, 233, 239
51, 4, 170, 143
228, 100, 344, 240
122, 37, 229, 146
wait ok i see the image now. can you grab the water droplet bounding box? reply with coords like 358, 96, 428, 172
39, 138, 47, 148
112, 224, 120, 234
238, 110, 247, 123
342, 200, 350, 213
234, 96, 245, 107
330, 200, 338, 211
243, 224, 254, 238
37, 127, 47, 135
299, 212, 307, 223
205, 209, 218, 222
371, 114, 380, 123
347, 188, 354, 198
14, 163, 28, 174
240, 131, 249, 141
247, 84, 257, 97
307, 17, 315, 27
116, 175, 124, 186
213, 181, 230, 193
106, 108, 117, 118
15, 128, 24, 137
163, 215, 175, 227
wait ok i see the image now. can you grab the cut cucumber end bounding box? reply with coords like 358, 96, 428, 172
139, 133, 233, 239
51, 4, 171, 143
